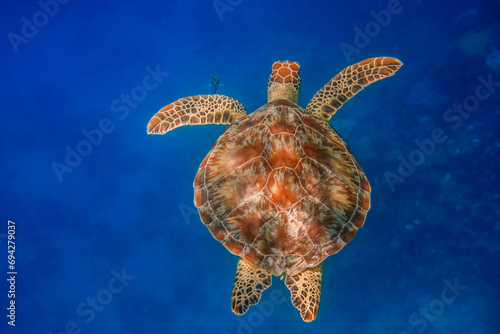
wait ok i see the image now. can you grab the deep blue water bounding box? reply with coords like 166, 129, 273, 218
1, 1, 500, 333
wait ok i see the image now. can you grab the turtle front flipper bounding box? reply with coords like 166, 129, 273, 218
147, 94, 246, 134
306, 57, 402, 121
285, 264, 323, 322
231, 258, 272, 315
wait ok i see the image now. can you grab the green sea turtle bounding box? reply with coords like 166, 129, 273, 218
147, 57, 402, 321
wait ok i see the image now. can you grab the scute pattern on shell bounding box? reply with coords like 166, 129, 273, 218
194, 99, 370, 276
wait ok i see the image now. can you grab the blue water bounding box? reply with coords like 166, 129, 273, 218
1, 1, 499, 333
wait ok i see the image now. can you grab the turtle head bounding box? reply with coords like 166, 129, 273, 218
268, 61, 301, 104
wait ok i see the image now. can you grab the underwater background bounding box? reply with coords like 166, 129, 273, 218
1, 0, 500, 333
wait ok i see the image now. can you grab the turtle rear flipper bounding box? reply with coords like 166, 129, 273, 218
231, 258, 272, 315
285, 263, 322, 322
306, 57, 402, 121
147, 94, 246, 134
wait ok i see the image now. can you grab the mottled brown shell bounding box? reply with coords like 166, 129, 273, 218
194, 99, 370, 276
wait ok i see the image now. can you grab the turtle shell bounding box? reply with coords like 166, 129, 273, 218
194, 99, 370, 276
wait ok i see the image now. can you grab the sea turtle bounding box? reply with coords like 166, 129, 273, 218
147, 57, 402, 321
